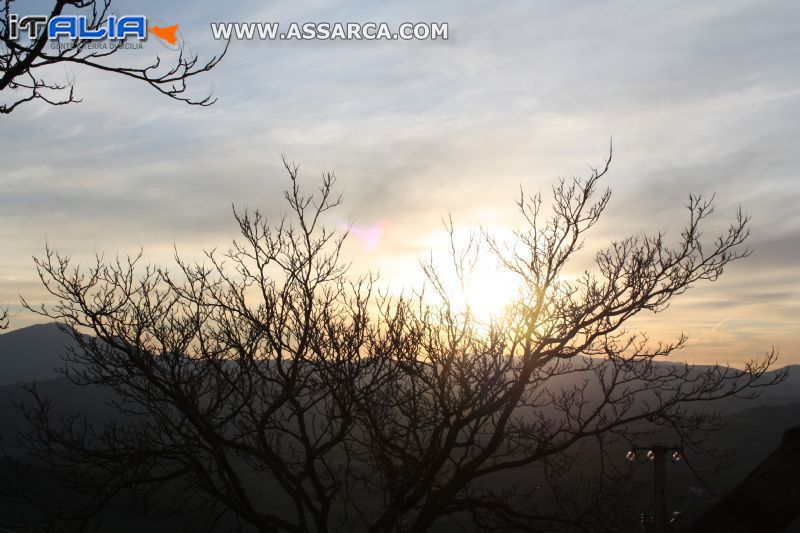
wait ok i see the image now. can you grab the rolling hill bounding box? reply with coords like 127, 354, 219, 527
0, 323, 77, 387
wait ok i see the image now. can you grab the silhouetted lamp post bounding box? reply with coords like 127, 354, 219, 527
626, 444, 683, 533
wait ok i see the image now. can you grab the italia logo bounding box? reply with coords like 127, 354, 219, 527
8, 14, 179, 46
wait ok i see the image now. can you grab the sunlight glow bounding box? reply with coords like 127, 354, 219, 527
422, 226, 522, 323
454, 267, 521, 323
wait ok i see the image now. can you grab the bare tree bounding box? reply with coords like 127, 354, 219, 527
347, 153, 783, 532
8, 153, 784, 532
0, 0, 228, 113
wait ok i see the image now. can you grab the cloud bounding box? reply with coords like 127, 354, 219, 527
1, 0, 798, 364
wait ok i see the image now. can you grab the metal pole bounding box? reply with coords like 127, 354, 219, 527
653, 446, 668, 533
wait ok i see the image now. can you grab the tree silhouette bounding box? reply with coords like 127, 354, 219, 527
10, 154, 783, 532
0, 0, 228, 113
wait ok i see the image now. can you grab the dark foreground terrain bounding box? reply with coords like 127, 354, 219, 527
2, 324, 799, 532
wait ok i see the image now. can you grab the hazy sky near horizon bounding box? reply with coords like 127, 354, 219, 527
1, 0, 798, 365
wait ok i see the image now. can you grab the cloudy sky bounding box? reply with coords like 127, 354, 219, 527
1, 0, 798, 366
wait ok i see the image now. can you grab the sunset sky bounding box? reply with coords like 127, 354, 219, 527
1, 0, 798, 366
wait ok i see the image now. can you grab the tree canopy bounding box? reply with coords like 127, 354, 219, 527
7, 154, 783, 532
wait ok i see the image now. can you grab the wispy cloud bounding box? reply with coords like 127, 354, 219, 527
1, 0, 798, 363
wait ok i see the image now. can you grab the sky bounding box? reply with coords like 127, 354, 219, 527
1, 0, 798, 366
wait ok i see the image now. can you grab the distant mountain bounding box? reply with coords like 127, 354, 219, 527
2, 322, 798, 406
688, 363, 800, 415
1, 323, 797, 435
0, 324, 78, 387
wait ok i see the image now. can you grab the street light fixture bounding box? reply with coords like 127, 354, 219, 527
625, 444, 684, 533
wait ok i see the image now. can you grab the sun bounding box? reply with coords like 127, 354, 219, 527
458, 267, 520, 322
418, 225, 523, 323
